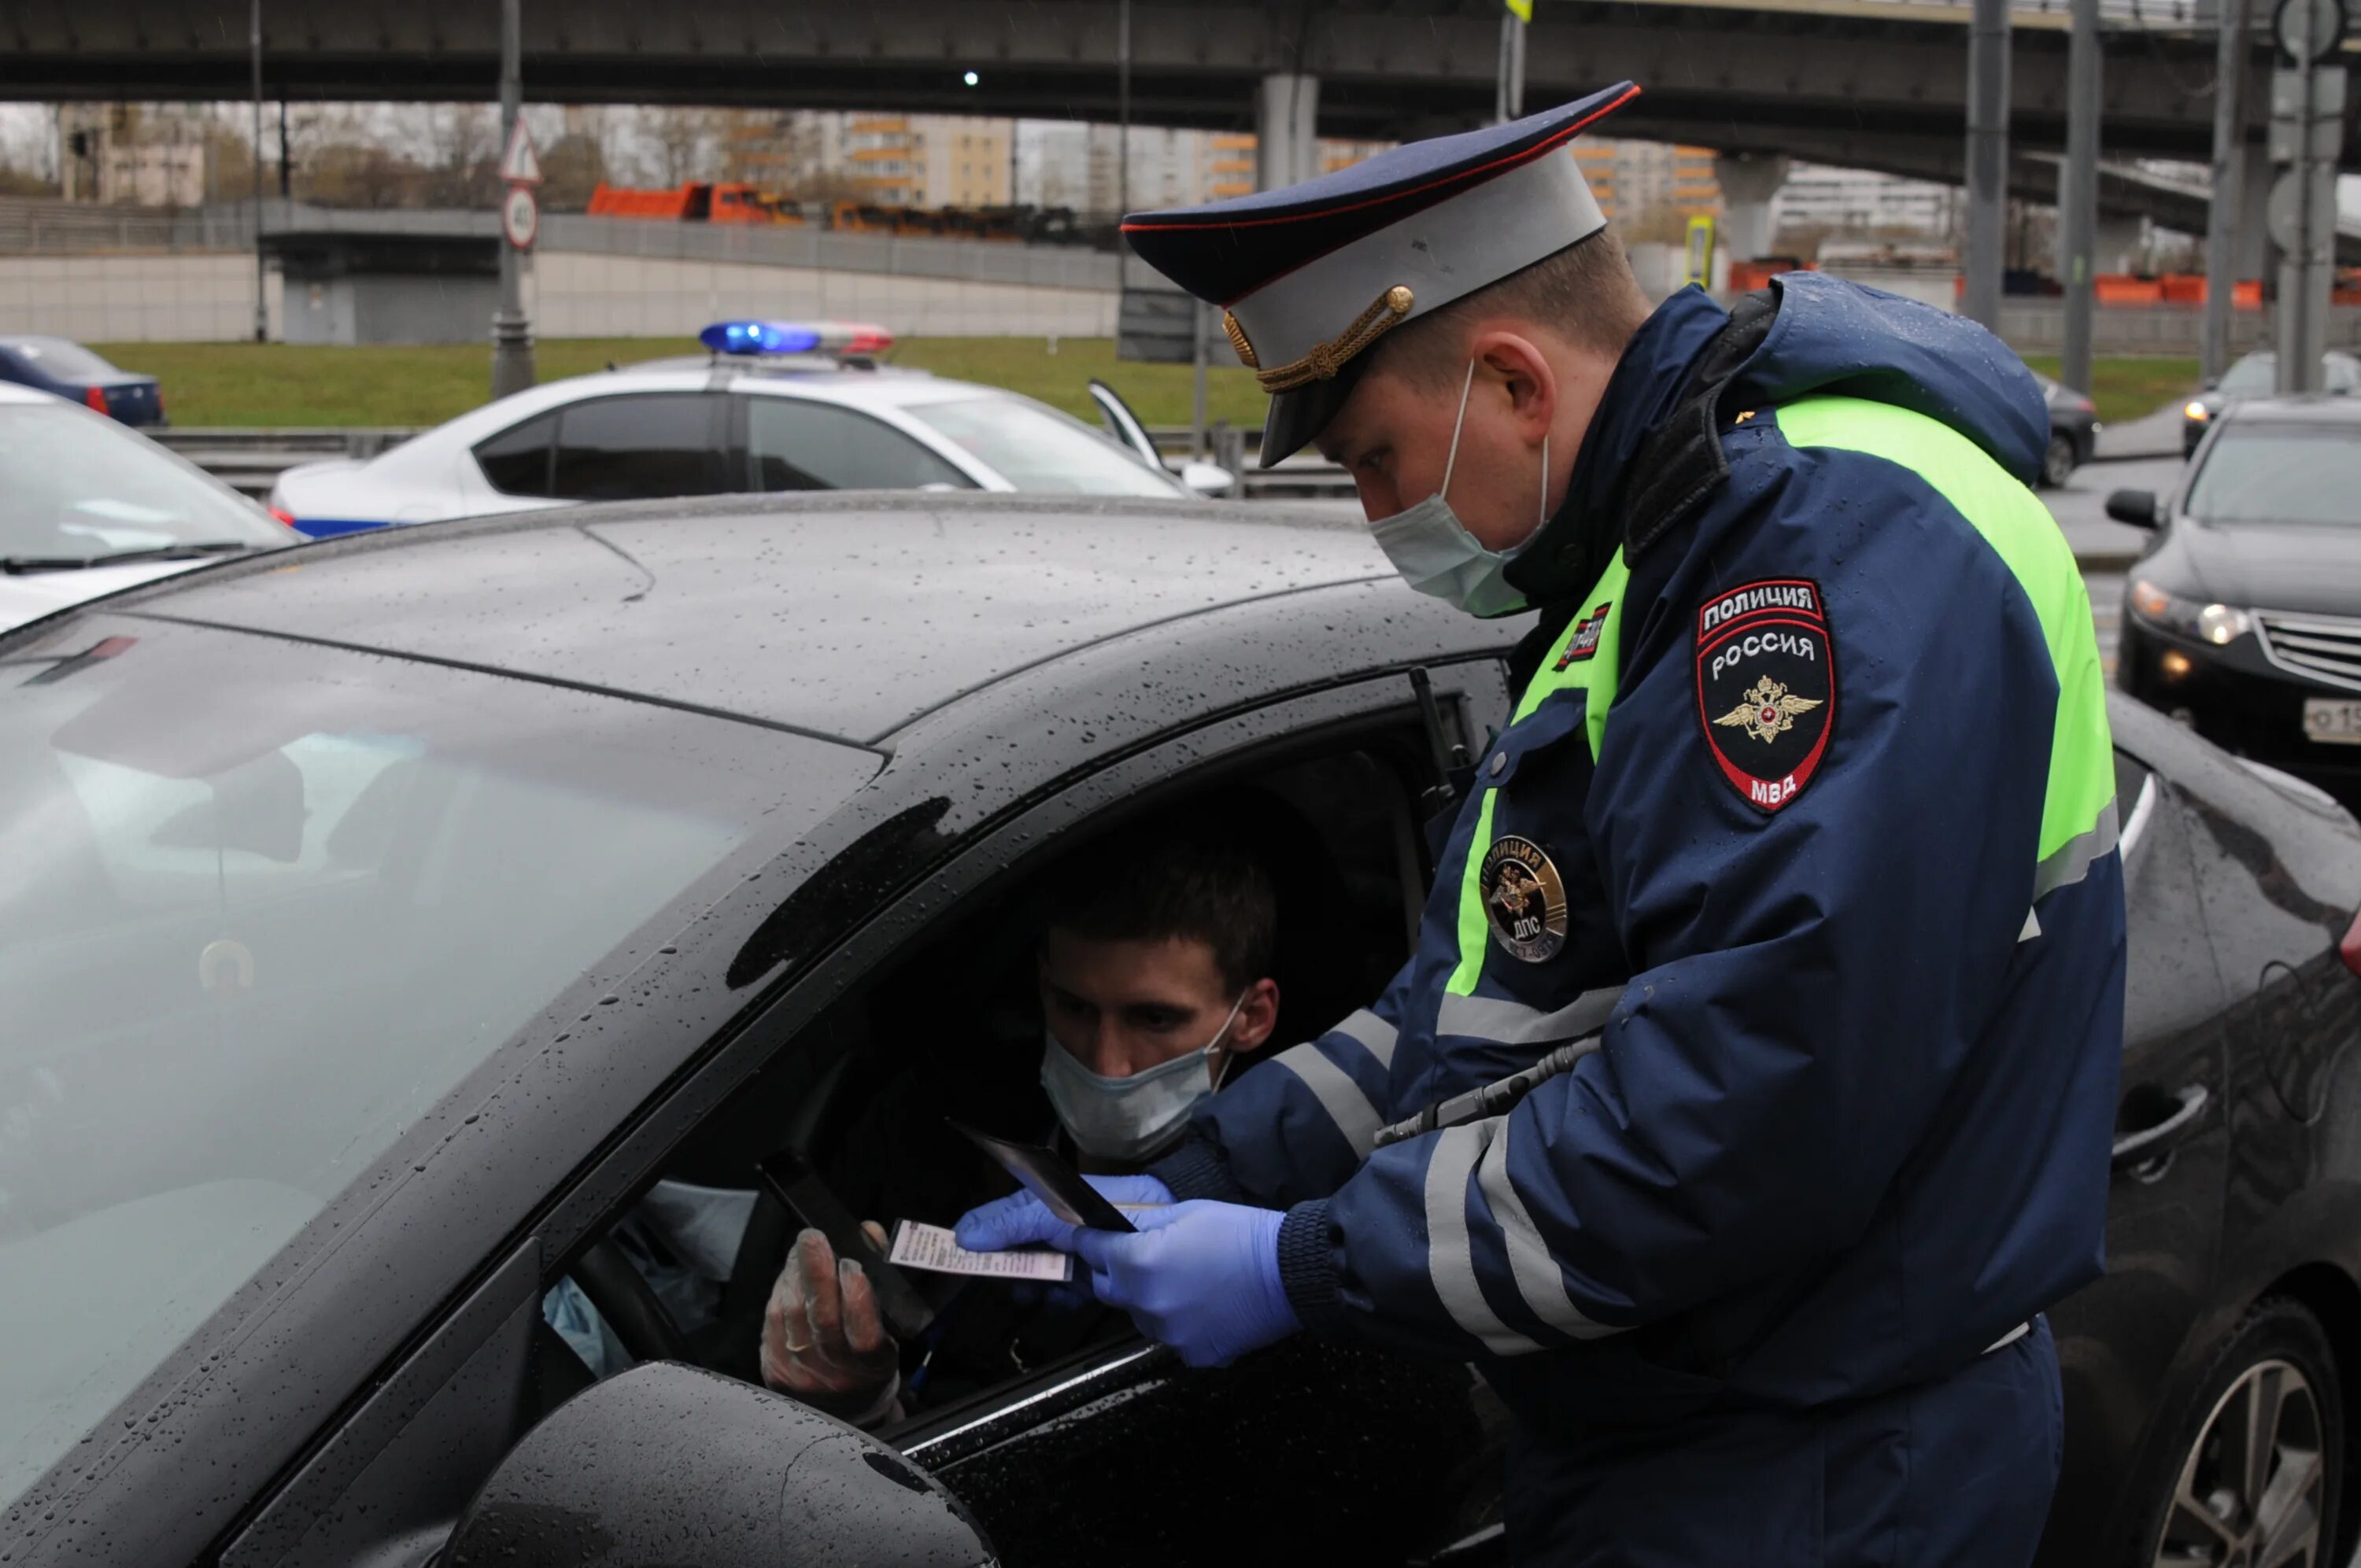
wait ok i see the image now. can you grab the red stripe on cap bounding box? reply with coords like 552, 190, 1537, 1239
1120, 83, 1639, 243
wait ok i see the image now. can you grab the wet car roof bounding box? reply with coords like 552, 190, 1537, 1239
115, 493, 1394, 747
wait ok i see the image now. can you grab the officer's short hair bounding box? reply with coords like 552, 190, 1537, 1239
1372, 227, 1653, 391
1041, 820, 1277, 994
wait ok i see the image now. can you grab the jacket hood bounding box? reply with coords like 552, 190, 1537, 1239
1730, 271, 2049, 485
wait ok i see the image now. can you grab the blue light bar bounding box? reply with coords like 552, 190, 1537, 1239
699, 319, 897, 357
700, 320, 823, 356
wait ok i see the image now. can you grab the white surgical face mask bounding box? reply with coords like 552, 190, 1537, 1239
1039, 991, 1247, 1163
1367, 357, 1550, 619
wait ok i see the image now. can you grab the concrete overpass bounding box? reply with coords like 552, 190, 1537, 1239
6, 0, 2319, 167
13, 0, 2355, 259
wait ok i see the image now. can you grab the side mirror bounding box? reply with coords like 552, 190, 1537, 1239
445, 1362, 993, 1568
1175, 458, 1236, 497
2105, 488, 2163, 529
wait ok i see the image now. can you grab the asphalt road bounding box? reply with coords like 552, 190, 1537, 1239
2049, 453, 2183, 567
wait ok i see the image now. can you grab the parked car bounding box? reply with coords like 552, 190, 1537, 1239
0, 335, 165, 427
2034, 371, 2099, 488
2, 495, 2357, 1568
268, 320, 1227, 537
0, 381, 289, 635
2183, 349, 2361, 455
2114, 395, 2361, 799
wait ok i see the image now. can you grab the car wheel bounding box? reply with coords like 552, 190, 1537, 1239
2127, 1297, 2343, 1568
2041, 433, 2078, 489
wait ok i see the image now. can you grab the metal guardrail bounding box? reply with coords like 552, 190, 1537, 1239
157, 422, 1355, 504
154, 426, 417, 499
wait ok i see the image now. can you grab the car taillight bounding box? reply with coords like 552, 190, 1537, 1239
268, 506, 301, 530
83, 386, 108, 414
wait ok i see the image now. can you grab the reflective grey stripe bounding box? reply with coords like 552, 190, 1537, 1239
1332, 1008, 1399, 1070
1474, 1114, 1624, 1342
1435, 986, 1622, 1046
1422, 1121, 1542, 1356
1271, 1042, 1386, 1157
2032, 795, 2121, 903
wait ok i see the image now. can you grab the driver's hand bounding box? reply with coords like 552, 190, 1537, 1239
760, 1225, 903, 1426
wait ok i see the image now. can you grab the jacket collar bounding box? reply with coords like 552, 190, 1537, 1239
1502, 286, 1730, 607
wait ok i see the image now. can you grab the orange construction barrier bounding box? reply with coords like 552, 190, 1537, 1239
2093, 274, 2163, 304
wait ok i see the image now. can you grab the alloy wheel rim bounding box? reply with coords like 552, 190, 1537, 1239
2153, 1357, 2326, 1568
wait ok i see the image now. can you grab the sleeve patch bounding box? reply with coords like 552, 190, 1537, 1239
1695, 578, 1836, 813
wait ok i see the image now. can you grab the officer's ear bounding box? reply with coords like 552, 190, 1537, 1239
1468, 329, 1558, 445
1229, 977, 1281, 1054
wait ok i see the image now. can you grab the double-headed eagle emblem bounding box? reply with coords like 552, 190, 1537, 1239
1713, 676, 1823, 744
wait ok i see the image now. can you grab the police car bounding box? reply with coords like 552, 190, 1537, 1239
268, 320, 1233, 537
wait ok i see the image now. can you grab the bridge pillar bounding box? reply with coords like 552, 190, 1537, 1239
1256, 74, 1321, 190
1713, 153, 1790, 260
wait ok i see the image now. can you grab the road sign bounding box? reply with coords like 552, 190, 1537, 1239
502, 184, 539, 249
2274, 0, 2345, 63
499, 119, 542, 185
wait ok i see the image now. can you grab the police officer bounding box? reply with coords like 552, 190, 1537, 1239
962, 82, 2123, 1566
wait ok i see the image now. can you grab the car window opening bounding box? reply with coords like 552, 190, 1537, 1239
538, 741, 1432, 1438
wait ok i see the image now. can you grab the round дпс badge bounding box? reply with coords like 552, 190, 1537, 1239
1480, 836, 1568, 963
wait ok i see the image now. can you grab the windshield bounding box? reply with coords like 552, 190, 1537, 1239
906, 395, 1189, 498
2, 339, 118, 381
1, 404, 284, 565
0, 616, 869, 1510
2184, 428, 2361, 526
2217, 354, 2277, 395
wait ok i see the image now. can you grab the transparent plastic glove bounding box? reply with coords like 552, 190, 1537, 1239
1071, 1200, 1299, 1368
952, 1173, 1176, 1255
759, 1225, 902, 1425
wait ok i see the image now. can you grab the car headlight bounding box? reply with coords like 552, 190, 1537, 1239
2183, 400, 2210, 421
2130, 578, 2250, 645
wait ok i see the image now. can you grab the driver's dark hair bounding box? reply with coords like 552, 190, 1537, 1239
1040, 814, 1277, 994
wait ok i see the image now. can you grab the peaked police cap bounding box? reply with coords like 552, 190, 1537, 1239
1121, 83, 1639, 466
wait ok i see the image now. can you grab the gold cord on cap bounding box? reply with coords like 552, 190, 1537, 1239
1250, 285, 1415, 393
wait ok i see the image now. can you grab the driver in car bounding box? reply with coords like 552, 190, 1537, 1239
756, 825, 1281, 1428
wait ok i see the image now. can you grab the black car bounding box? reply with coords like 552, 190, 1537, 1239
2035, 371, 2100, 488
2114, 396, 2361, 798
0, 335, 164, 427
2183, 349, 2361, 456
1, 495, 2357, 1568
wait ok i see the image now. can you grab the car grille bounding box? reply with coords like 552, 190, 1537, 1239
2256, 610, 2361, 692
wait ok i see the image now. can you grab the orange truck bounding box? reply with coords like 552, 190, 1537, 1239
586, 182, 805, 225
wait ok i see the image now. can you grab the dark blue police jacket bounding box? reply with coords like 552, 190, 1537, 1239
1157, 273, 2127, 1437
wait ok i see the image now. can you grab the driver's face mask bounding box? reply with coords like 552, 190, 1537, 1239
1368, 358, 1551, 619
1039, 991, 1248, 1164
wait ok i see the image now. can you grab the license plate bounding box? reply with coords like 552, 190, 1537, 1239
2303, 697, 2361, 744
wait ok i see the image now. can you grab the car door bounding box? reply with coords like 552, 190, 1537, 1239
2042, 743, 2235, 1564
2174, 752, 2361, 1259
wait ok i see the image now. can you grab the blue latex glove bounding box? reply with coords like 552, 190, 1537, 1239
1071, 1200, 1299, 1368
955, 1173, 1174, 1255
